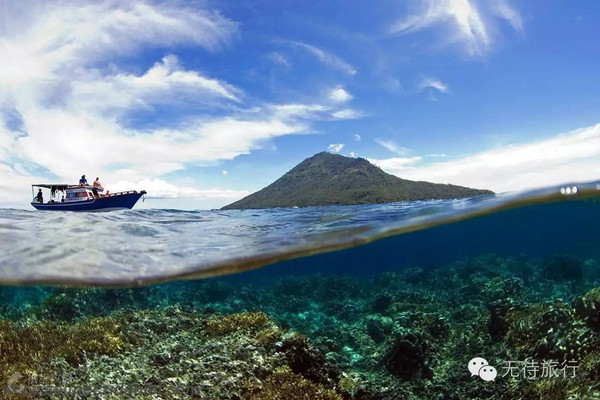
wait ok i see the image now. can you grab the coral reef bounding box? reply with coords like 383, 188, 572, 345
0, 253, 599, 399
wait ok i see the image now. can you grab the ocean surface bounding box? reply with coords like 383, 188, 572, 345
1, 181, 598, 286
0, 180, 599, 399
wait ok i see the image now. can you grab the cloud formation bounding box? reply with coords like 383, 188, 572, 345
371, 124, 600, 193
420, 77, 449, 93
291, 42, 357, 75
1, 1, 238, 91
389, 0, 523, 56
328, 143, 345, 153
268, 52, 291, 67
0, 1, 364, 205
492, 0, 523, 32
110, 179, 248, 200
329, 87, 353, 103
369, 156, 423, 171
375, 139, 411, 155
331, 109, 363, 120
68, 55, 241, 118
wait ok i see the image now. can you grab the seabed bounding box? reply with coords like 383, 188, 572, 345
1, 253, 599, 399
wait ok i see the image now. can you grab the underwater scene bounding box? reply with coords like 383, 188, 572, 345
1, 182, 600, 400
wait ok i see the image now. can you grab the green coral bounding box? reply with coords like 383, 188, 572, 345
574, 287, 600, 331
241, 368, 342, 400
0, 316, 133, 395
256, 326, 284, 349
504, 300, 598, 362
205, 312, 274, 336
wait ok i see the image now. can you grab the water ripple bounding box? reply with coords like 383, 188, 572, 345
0, 181, 598, 286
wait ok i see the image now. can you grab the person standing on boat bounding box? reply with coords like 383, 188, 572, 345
35, 189, 43, 203
79, 175, 88, 186
92, 177, 102, 197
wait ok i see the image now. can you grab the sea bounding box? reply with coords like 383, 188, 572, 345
0, 181, 599, 400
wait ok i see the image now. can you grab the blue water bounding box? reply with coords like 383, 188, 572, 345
0, 181, 598, 286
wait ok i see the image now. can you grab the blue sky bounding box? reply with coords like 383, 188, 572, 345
1, 0, 599, 209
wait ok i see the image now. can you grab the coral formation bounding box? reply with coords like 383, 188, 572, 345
277, 332, 339, 386
0, 316, 133, 399
382, 331, 432, 379
0, 254, 599, 399
240, 368, 342, 400
574, 287, 600, 331
205, 312, 273, 336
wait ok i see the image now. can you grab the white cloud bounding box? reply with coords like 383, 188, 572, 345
291, 42, 357, 75
349, 152, 357, 158
0, 1, 238, 92
328, 87, 352, 103
331, 109, 363, 120
221, 170, 228, 175
110, 179, 248, 200
426, 153, 447, 157
268, 52, 291, 67
328, 143, 345, 153
69, 55, 241, 116
14, 111, 303, 181
374, 124, 600, 193
375, 139, 411, 155
0, 163, 48, 203
389, 0, 523, 56
492, 0, 523, 32
1, 1, 348, 206
368, 156, 423, 171
269, 103, 329, 120
420, 77, 449, 93
354, 134, 361, 141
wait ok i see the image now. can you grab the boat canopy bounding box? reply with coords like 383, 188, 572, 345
32, 184, 70, 190
32, 184, 97, 190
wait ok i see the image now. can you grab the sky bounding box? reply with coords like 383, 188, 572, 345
1, 0, 599, 209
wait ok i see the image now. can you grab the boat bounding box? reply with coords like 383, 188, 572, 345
31, 184, 147, 211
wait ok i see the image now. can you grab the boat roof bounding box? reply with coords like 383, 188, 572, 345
32, 184, 91, 189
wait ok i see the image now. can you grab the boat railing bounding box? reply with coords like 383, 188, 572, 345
102, 190, 139, 197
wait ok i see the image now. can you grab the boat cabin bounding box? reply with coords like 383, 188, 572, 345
31, 184, 104, 204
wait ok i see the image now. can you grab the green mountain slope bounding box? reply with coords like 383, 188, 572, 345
222, 152, 493, 209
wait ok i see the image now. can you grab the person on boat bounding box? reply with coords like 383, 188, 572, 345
79, 175, 88, 186
35, 189, 43, 203
92, 177, 102, 197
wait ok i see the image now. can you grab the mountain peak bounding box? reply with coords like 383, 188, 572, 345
222, 152, 493, 210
